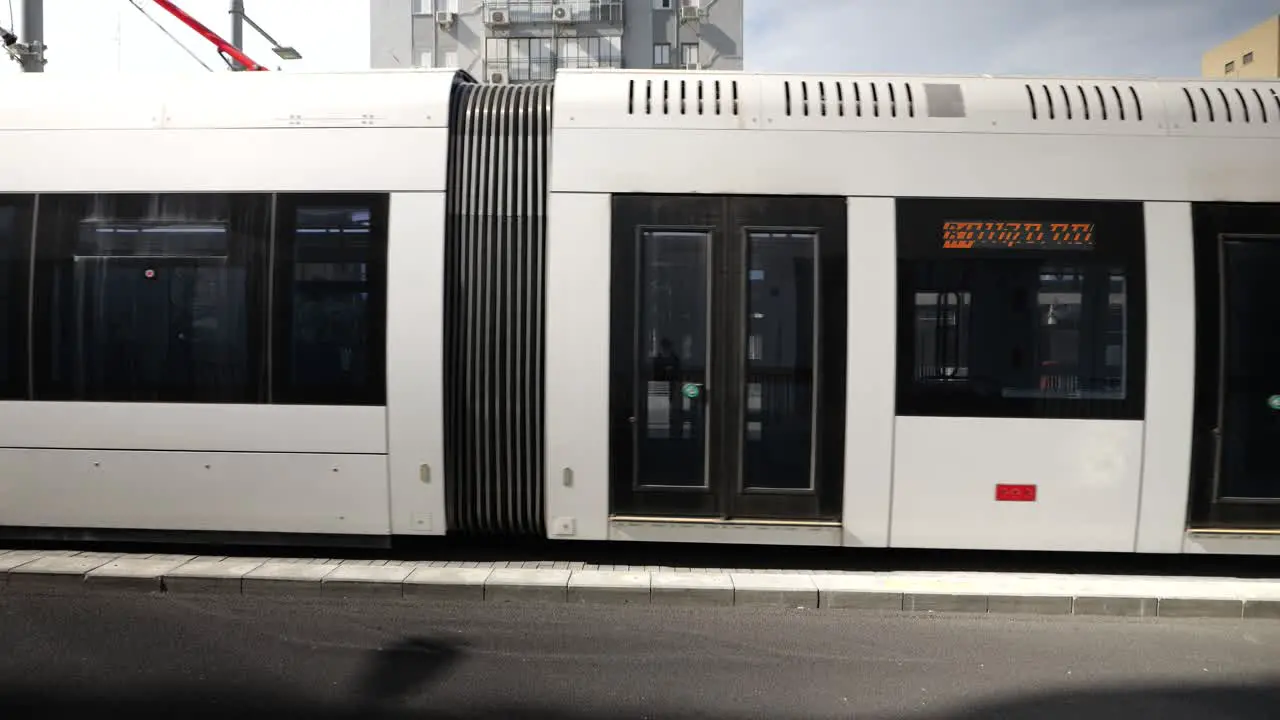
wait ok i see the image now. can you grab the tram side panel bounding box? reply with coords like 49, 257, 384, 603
385, 191, 449, 535
841, 197, 898, 548
543, 191, 613, 541
542, 69, 1280, 553
545, 70, 1162, 550
0, 70, 462, 538
545, 72, 892, 545
1142, 83, 1280, 554
1133, 202, 1196, 553
0, 163, 398, 536
888, 196, 1149, 552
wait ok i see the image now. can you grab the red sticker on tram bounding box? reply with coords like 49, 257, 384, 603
995, 484, 1037, 502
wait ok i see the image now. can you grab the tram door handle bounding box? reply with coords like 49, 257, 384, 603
627, 381, 706, 425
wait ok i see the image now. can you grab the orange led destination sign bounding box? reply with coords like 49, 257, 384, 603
942, 221, 1096, 250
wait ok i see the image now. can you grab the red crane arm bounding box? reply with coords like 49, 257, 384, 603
150, 0, 268, 71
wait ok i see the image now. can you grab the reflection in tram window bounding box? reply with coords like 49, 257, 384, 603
913, 291, 972, 383
907, 262, 1129, 413
896, 198, 1146, 420
1217, 236, 1280, 500
637, 231, 708, 489
33, 193, 271, 403
743, 232, 816, 491
1026, 268, 1128, 400
0, 201, 27, 398
272, 196, 388, 405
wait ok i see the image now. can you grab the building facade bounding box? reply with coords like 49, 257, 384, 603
1202, 14, 1279, 78
370, 0, 744, 82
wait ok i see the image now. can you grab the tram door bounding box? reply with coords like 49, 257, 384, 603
608, 196, 847, 522
1191, 204, 1280, 528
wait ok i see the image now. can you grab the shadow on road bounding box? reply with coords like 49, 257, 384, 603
0, 668, 1277, 720
356, 636, 463, 705
916, 679, 1280, 719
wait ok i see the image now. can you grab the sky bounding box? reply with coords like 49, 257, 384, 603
745, 0, 1280, 77
2, 0, 1279, 77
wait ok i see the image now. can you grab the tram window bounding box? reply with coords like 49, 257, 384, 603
895, 198, 1146, 420
912, 290, 972, 382
271, 194, 388, 405
0, 196, 33, 400
31, 193, 271, 403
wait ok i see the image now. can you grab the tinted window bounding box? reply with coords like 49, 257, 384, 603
271, 194, 387, 405
744, 231, 817, 491
32, 194, 271, 403
896, 198, 1146, 420
0, 196, 33, 399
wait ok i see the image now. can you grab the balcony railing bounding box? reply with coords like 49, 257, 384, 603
483, 0, 625, 26
485, 56, 623, 83
556, 55, 623, 70
486, 57, 556, 83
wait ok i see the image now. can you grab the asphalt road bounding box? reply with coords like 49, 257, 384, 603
0, 590, 1278, 719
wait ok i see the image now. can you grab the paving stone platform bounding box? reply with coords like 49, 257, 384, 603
2, 548, 1279, 619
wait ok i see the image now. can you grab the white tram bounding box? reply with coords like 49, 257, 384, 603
0, 68, 1277, 555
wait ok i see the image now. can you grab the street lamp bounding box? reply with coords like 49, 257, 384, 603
241, 12, 301, 60
229, 0, 301, 64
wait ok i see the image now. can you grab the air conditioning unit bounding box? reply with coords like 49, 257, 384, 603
679, 5, 701, 22
551, 6, 575, 23
489, 70, 509, 84
683, 62, 700, 71
485, 8, 509, 25
435, 10, 456, 27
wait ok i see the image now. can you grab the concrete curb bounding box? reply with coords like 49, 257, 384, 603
2, 549, 1279, 620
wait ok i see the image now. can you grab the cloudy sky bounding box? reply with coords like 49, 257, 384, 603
746, 0, 1280, 76
2, 0, 1278, 77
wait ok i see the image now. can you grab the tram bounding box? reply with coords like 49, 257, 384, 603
0, 68, 1277, 555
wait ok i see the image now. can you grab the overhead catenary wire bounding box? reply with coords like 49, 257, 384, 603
2, 1, 20, 63
125, 0, 213, 71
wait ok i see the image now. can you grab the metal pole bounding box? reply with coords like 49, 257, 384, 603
230, 0, 244, 47
20, 0, 44, 72
229, 0, 244, 68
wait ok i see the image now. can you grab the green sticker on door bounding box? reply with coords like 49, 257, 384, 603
1269, 395, 1280, 411
682, 383, 701, 399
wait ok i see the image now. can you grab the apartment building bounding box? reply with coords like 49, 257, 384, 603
1202, 14, 1279, 78
370, 0, 744, 82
